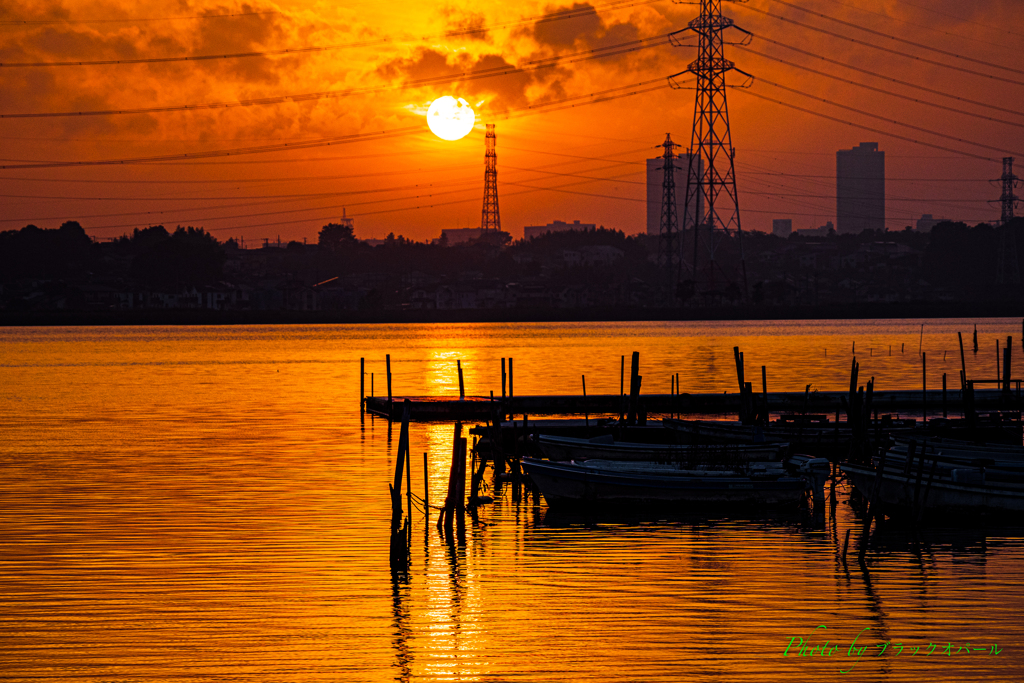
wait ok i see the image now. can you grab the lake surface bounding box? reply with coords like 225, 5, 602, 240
2, 319, 1022, 682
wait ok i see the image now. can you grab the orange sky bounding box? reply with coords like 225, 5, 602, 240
1, 0, 1022, 244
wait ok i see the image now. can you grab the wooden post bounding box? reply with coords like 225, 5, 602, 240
508, 357, 514, 420
958, 332, 967, 390
457, 360, 465, 401
501, 358, 506, 401
973, 323, 978, 353
620, 355, 625, 422
997, 339, 1001, 390
1004, 336, 1013, 400
423, 451, 429, 518
582, 375, 589, 429
438, 422, 463, 533
627, 351, 641, 425
371, 372, 374, 398
761, 365, 768, 426
391, 400, 411, 528
406, 427, 412, 530
360, 357, 365, 411
942, 373, 948, 418
919, 323, 924, 356
386, 354, 393, 417
922, 352, 927, 424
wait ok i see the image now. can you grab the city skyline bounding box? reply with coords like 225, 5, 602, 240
1, 0, 1022, 244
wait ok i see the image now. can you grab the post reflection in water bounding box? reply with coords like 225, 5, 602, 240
1, 321, 1023, 682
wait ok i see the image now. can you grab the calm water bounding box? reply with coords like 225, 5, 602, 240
1, 319, 1023, 682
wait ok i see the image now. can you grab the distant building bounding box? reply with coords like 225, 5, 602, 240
523, 220, 594, 241
772, 219, 793, 238
837, 142, 885, 234
646, 153, 703, 236
916, 214, 943, 231
440, 227, 483, 245
796, 221, 834, 237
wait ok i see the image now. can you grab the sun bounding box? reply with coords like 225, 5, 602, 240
426, 96, 475, 141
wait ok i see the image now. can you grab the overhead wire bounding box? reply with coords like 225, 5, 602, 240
0, 77, 670, 170
0, 36, 671, 119
748, 34, 1024, 120
765, 0, 1024, 77
737, 44, 1024, 129
0, 10, 283, 25
0, 0, 659, 67
751, 78, 1023, 159
744, 4, 1024, 88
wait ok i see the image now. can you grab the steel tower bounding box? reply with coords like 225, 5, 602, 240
482, 123, 501, 231
658, 133, 681, 292
669, 0, 752, 298
996, 157, 1020, 285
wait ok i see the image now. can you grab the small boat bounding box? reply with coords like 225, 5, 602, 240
841, 458, 1024, 516
663, 416, 916, 452
536, 434, 787, 463
522, 457, 806, 507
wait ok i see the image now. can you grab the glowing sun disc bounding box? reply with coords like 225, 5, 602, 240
427, 96, 475, 141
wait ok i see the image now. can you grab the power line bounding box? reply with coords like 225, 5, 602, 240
745, 4, 1024, 88
0, 78, 669, 170
0, 0, 658, 66
755, 78, 1023, 159
0, 11, 283, 25
738, 45, 1024, 129
0, 36, 669, 118
750, 33, 1024, 120
736, 88, 994, 162
766, 0, 1024, 77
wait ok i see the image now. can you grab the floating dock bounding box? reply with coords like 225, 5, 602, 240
364, 388, 1012, 421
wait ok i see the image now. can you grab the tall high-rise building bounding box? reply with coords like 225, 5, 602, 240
646, 154, 703, 236
836, 142, 885, 234
772, 219, 792, 238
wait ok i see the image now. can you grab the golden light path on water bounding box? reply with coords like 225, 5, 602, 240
0, 319, 1022, 682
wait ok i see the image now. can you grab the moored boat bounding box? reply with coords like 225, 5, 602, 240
522, 457, 806, 507
536, 434, 787, 463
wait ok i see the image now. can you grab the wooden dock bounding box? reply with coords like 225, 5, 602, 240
363, 388, 1011, 421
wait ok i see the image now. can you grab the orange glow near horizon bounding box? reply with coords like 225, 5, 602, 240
0, 0, 1021, 244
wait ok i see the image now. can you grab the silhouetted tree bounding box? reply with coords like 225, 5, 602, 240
130, 226, 224, 286
318, 222, 356, 251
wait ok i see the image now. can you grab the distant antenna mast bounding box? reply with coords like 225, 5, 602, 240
669, 0, 752, 298
658, 134, 681, 293
482, 124, 501, 231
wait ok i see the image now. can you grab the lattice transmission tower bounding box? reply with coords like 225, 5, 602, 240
669, 0, 752, 299
482, 123, 501, 232
658, 133, 681, 292
996, 156, 1020, 285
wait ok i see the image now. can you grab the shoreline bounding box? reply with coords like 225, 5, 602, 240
2, 301, 1022, 326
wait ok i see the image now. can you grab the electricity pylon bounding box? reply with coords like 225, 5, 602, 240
658, 133, 681, 294
995, 157, 1020, 285
482, 123, 501, 232
669, 0, 752, 299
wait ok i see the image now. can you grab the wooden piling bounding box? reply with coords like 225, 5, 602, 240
1003, 336, 1012, 399
942, 373, 948, 418
501, 358, 506, 402
620, 355, 625, 422
360, 357, 365, 411
386, 354, 393, 416
390, 400, 411, 529
371, 372, 374, 398
922, 352, 927, 423
958, 332, 967, 389
627, 351, 641, 425
457, 360, 465, 401
761, 365, 768, 425
509, 357, 514, 420
973, 324, 978, 353
997, 339, 1001, 389
582, 375, 589, 430
423, 451, 429, 518
438, 422, 463, 534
